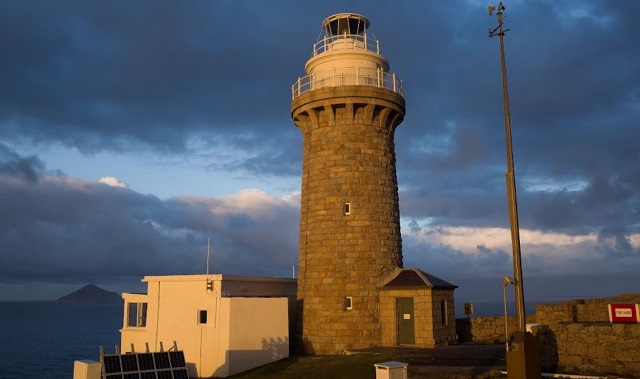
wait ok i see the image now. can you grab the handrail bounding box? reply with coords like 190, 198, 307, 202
291, 67, 402, 100
312, 34, 380, 56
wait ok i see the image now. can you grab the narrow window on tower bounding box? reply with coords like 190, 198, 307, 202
345, 297, 353, 310
343, 202, 351, 215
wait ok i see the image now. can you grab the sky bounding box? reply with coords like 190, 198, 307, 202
1, 1, 639, 311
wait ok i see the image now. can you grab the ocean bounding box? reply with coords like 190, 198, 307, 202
0, 302, 122, 379
0, 300, 534, 378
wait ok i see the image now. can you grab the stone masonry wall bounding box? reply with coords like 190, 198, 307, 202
456, 314, 536, 343
431, 289, 457, 345
456, 294, 640, 377
532, 323, 640, 378
379, 289, 456, 348
536, 293, 640, 324
380, 289, 433, 347
292, 86, 406, 354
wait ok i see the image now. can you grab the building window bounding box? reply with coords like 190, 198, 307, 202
127, 302, 147, 327
343, 203, 351, 215
345, 297, 353, 310
198, 310, 208, 324
441, 300, 448, 325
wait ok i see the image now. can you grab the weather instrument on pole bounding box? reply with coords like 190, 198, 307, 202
488, 3, 541, 378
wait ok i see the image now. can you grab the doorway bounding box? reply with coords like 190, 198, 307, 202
396, 297, 415, 345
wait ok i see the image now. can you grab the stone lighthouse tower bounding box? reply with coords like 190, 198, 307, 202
291, 13, 406, 354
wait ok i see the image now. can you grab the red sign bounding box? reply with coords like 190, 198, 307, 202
608, 304, 640, 323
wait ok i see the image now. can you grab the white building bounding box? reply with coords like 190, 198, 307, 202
120, 274, 297, 377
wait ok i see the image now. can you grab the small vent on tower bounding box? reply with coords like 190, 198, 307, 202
343, 202, 351, 215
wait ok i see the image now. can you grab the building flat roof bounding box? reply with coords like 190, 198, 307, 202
141, 273, 297, 284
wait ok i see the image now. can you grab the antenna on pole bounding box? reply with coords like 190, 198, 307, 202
488, 4, 541, 377
206, 236, 211, 276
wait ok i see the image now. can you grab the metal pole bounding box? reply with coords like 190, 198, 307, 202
489, 2, 526, 333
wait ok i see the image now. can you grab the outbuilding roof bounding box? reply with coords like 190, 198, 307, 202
381, 268, 458, 289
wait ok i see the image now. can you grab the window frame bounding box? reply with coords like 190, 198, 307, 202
127, 302, 148, 328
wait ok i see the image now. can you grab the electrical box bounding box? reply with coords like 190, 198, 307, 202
374, 361, 408, 379
506, 332, 541, 379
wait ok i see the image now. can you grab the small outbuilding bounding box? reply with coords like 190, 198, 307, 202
120, 274, 296, 377
379, 268, 458, 347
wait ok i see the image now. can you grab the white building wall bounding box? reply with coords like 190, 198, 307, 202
220, 297, 289, 377
120, 275, 293, 378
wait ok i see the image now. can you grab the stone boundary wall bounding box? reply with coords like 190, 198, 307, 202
532, 323, 640, 378
457, 293, 640, 342
456, 315, 536, 343
536, 294, 640, 324
455, 294, 640, 377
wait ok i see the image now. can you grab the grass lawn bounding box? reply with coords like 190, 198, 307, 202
228, 354, 403, 379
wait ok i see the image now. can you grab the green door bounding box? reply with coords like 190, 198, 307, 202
396, 297, 415, 345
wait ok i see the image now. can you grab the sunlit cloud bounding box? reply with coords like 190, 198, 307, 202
522, 177, 588, 193
99, 176, 129, 188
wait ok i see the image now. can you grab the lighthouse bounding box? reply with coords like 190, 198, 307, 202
291, 13, 457, 354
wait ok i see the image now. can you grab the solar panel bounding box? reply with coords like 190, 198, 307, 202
172, 368, 189, 379
138, 353, 155, 371
102, 350, 188, 379
121, 354, 139, 372
103, 355, 122, 374
169, 351, 185, 368
153, 352, 171, 369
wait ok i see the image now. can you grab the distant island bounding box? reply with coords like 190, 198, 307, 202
56, 284, 123, 304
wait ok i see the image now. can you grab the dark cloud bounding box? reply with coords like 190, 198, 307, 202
0, 1, 309, 154
0, 154, 299, 295
0, 1, 639, 300
0, 144, 46, 182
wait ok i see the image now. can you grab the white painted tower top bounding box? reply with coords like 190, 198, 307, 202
292, 13, 402, 99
